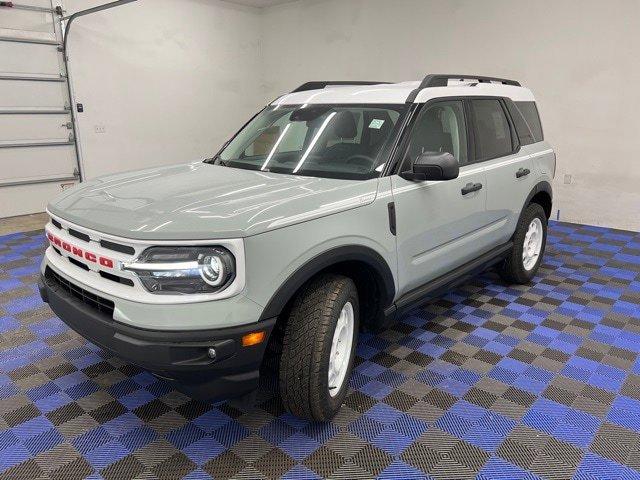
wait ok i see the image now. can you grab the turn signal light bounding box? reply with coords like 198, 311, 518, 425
242, 331, 266, 347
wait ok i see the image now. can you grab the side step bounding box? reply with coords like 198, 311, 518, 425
378, 241, 513, 330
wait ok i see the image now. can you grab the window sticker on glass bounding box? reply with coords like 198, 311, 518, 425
369, 119, 385, 129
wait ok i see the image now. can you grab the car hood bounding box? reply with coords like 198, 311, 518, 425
48, 162, 379, 240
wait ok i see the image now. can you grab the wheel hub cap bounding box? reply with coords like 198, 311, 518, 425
328, 301, 354, 397
522, 218, 543, 271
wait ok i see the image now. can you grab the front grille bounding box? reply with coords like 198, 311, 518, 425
45, 267, 115, 317
100, 271, 134, 287
61, 254, 134, 287
49, 216, 136, 256
68, 228, 90, 242
100, 239, 135, 255
68, 257, 89, 271
49, 235, 135, 288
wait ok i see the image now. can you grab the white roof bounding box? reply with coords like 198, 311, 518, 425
272, 80, 535, 106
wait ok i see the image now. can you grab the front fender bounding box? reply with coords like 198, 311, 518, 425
258, 244, 395, 320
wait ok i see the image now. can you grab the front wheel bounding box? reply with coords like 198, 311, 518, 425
279, 274, 359, 421
499, 203, 548, 284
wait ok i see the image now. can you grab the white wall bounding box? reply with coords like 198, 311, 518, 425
57, 0, 640, 231
64, 0, 262, 180
259, 0, 640, 231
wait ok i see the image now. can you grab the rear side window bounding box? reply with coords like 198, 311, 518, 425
505, 100, 535, 145
515, 101, 543, 142
470, 99, 513, 161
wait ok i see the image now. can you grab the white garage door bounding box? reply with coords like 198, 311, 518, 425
0, 0, 79, 218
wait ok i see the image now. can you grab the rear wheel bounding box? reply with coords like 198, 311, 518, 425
499, 203, 547, 284
279, 274, 359, 421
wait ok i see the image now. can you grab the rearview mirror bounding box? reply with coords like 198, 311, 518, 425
289, 106, 331, 122
400, 151, 459, 181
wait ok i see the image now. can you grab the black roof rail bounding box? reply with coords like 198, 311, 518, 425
291, 81, 391, 93
406, 74, 521, 103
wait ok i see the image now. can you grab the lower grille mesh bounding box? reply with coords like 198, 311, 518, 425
45, 267, 115, 317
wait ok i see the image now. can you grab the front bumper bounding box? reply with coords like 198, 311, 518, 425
39, 269, 276, 401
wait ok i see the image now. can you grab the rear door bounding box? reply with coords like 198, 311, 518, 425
391, 99, 494, 297
471, 98, 537, 246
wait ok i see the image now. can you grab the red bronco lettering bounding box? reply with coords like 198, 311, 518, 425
47, 231, 115, 269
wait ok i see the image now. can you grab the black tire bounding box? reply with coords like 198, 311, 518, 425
499, 202, 547, 284
279, 274, 359, 421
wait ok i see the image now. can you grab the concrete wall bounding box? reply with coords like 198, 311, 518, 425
64, 0, 262, 180
259, 0, 640, 231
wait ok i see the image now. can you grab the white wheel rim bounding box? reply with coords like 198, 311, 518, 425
522, 218, 543, 271
328, 301, 354, 397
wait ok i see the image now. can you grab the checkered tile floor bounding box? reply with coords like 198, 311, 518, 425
1, 222, 640, 479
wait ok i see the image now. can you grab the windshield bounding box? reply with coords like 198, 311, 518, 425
212, 104, 408, 180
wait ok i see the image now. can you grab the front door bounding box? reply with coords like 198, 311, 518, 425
391, 100, 494, 298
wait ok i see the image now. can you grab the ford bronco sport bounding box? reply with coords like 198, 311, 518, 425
39, 74, 555, 421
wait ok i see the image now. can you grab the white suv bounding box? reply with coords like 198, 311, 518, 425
40, 74, 555, 420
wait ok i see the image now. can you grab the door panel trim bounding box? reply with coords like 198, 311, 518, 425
410, 215, 508, 264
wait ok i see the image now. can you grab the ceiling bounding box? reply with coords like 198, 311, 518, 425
224, 0, 300, 8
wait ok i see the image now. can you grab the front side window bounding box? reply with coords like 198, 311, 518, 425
470, 99, 514, 161
402, 100, 468, 171
213, 104, 407, 180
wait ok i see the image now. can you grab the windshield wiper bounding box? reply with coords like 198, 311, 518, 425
203, 155, 230, 167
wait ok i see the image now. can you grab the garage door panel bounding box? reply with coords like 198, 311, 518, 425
0, 29, 58, 43
0, 0, 80, 216
0, 79, 67, 108
0, 9, 55, 34
15, 0, 55, 7
0, 145, 76, 185
0, 181, 76, 218
0, 114, 71, 142
0, 42, 62, 76
3, 0, 55, 7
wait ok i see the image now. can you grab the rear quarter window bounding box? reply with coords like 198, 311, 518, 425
515, 101, 544, 142
505, 100, 535, 146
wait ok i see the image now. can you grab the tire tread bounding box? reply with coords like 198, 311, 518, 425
279, 274, 357, 420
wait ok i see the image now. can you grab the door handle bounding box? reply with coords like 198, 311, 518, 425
461, 182, 483, 195
516, 168, 531, 178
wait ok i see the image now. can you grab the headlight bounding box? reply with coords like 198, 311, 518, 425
122, 247, 236, 294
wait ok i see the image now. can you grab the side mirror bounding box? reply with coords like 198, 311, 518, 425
400, 152, 459, 181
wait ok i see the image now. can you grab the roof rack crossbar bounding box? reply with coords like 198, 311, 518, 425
291, 81, 391, 93
406, 74, 521, 102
